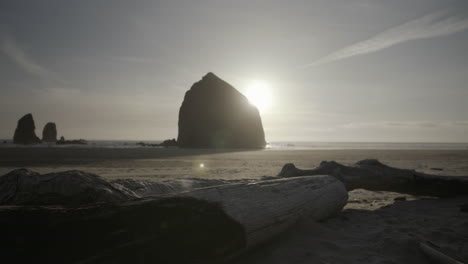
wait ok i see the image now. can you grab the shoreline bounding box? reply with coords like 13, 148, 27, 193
1, 148, 467, 180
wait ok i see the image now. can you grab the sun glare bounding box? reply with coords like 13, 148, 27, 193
245, 81, 273, 112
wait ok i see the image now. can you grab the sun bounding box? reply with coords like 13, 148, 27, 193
245, 81, 273, 112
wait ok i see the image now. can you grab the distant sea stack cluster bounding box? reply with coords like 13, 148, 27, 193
177, 72, 266, 148
12, 113, 86, 145
11, 73, 266, 148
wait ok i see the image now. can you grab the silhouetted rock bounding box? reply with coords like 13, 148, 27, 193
13, 113, 41, 144
57, 137, 87, 145
135, 139, 178, 148
136, 141, 159, 147
42, 122, 57, 142
160, 138, 178, 147
178, 72, 266, 148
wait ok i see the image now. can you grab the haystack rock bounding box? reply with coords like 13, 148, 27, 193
13, 113, 41, 144
42, 122, 57, 142
178, 72, 266, 148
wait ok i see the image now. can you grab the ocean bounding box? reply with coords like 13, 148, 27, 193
0, 139, 467, 150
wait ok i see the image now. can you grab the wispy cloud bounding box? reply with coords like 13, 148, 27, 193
341, 120, 468, 129
303, 8, 468, 67
0, 34, 61, 82
111, 56, 158, 64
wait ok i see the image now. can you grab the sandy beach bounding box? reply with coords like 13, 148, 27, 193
1, 147, 467, 263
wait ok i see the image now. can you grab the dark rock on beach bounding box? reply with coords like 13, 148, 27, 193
42, 122, 57, 142
13, 113, 41, 144
0, 168, 135, 205
136, 141, 157, 147
57, 137, 87, 145
160, 138, 178, 147
136, 139, 178, 148
178, 72, 266, 148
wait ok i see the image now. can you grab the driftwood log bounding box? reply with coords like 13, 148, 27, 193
278, 159, 468, 197
0, 175, 348, 263
182, 175, 348, 249
419, 241, 465, 264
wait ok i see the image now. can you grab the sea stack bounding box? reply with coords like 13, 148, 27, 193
13, 114, 41, 144
42, 122, 57, 142
177, 72, 266, 148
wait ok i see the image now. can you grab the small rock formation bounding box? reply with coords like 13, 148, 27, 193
42, 122, 57, 142
136, 139, 178, 148
13, 113, 41, 144
0, 169, 136, 205
136, 141, 158, 147
178, 72, 266, 148
160, 138, 178, 147
57, 137, 87, 145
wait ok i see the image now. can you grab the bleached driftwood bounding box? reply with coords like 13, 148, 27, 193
0, 174, 348, 263
181, 175, 348, 249
278, 159, 468, 197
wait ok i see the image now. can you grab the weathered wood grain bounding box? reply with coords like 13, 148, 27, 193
184, 175, 348, 249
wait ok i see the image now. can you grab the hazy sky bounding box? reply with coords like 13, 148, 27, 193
1, 0, 467, 142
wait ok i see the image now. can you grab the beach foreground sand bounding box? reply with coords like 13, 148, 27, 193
234, 194, 468, 264
1, 147, 467, 263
